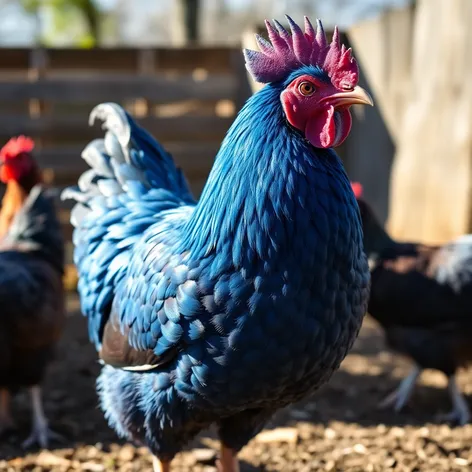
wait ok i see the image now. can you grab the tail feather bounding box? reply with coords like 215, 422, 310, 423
62, 102, 195, 218
432, 235, 472, 293
62, 102, 196, 347
81, 139, 114, 177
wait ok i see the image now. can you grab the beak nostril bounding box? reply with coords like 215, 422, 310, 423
321, 85, 374, 108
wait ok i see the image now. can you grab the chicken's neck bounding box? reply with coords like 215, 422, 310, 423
0, 180, 30, 238
0, 185, 64, 273
184, 83, 352, 269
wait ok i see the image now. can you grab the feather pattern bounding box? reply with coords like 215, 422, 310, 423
62, 103, 194, 347
64, 71, 369, 459
0, 185, 64, 390
356, 195, 472, 378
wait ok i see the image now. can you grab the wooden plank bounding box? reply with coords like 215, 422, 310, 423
0, 74, 237, 103
0, 47, 235, 73
336, 34, 394, 225
48, 48, 234, 72
155, 48, 233, 72
348, 6, 415, 143
0, 115, 234, 142
0, 103, 30, 114
47, 49, 144, 72
388, 0, 472, 243
62, 224, 74, 245
0, 49, 30, 70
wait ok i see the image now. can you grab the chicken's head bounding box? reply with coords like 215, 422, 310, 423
0, 136, 39, 185
244, 16, 373, 148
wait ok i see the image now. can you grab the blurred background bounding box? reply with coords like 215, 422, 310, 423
0, 0, 425, 283
2, 1, 472, 471
2, 0, 465, 258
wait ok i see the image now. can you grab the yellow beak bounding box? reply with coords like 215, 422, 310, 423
324, 85, 374, 108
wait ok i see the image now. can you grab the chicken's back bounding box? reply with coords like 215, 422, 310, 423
0, 185, 65, 391
0, 253, 64, 389
368, 239, 472, 374
385, 323, 472, 375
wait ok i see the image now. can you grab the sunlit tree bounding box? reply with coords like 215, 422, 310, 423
21, 0, 100, 47
171, 0, 200, 45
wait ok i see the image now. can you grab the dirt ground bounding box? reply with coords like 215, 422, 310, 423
1, 295, 472, 472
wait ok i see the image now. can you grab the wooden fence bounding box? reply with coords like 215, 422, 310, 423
0, 46, 252, 266
348, 1, 472, 243
0, 45, 390, 273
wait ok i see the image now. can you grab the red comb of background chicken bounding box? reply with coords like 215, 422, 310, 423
351, 182, 363, 199
0, 136, 35, 162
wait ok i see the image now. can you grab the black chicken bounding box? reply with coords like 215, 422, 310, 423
0, 137, 65, 447
353, 182, 472, 425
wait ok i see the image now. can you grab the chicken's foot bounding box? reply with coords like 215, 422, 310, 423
216, 445, 240, 472
0, 389, 15, 434
378, 365, 421, 412
436, 375, 471, 425
152, 456, 171, 472
22, 386, 64, 449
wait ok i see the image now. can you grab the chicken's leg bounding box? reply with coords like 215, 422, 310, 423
378, 366, 421, 412
216, 445, 240, 472
0, 389, 15, 434
152, 456, 171, 472
436, 375, 471, 425
22, 386, 63, 449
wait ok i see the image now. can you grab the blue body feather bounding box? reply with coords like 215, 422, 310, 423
63, 69, 369, 460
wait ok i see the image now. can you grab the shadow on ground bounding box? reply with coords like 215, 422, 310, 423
1, 296, 471, 471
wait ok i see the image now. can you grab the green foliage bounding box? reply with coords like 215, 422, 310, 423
21, 0, 40, 13
20, 0, 100, 47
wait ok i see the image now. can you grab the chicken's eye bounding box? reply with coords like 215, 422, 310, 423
299, 81, 316, 96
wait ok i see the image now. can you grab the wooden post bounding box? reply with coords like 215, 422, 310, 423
171, 0, 201, 46
388, 0, 472, 243
134, 49, 156, 117
347, 5, 415, 144
28, 48, 54, 183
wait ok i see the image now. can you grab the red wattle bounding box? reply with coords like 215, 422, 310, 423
305, 107, 352, 149
0, 155, 37, 184
0, 165, 20, 183
334, 109, 352, 147
305, 106, 335, 149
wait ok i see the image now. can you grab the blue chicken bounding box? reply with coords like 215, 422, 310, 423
63, 16, 372, 472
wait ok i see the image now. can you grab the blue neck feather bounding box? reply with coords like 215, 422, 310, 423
183, 80, 349, 269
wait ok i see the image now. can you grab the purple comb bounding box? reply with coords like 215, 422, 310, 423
243, 15, 359, 89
